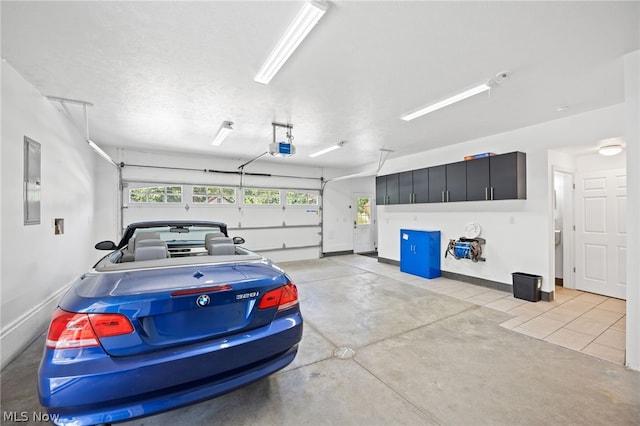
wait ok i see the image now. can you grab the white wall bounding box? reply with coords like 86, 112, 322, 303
377, 104, 625, 295
624, 50, 639, 370
322, 176, 376, 253
1, 61, 97, 369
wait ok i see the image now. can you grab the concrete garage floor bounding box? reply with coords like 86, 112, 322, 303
2, 254, 639, 425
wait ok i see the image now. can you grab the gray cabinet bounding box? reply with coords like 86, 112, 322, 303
398, 168, 429, 204
428, 165, 446, 203
412, 168, 429, 203
377, 152, 526, 205
446, 161, 467, 202
466, 152, 526, 200
466, 157, 491, 201
490, 152, 526, 200
428, 162, 466, 202
376, 174, 400, 205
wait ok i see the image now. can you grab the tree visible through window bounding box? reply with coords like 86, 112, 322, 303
286, 191, 318, 205
243, 188, 280, 205
129, 186, 182, 203
357, 197, 371, 224
193, 186, 236, 204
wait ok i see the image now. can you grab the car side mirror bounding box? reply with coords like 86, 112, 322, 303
232, 237, 245, 245
95, 240, 117, 250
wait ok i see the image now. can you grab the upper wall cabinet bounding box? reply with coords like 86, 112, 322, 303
398, 168, 429, 204
376, 173, 400, 205
445, 161, 467, 202
466, 152, 527, 200
428, 162, 467, 203
428, 165, 446, 203
489, 152, 527, 200
377, 151, 526, 205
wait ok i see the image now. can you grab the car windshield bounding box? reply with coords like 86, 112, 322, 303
132, 225, 224, 244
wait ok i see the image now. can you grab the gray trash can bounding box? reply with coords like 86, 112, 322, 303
512, 272, 542, 302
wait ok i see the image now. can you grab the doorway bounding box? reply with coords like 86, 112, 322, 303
353, 193, 375, 254
553, 170, 575, 289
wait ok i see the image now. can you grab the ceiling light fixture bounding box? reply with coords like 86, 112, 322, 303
211, 121, 234, 146
598, 144, 623, 156
402, 84, 491, 121
309, 141, 345, 158
402, 71, 509, 121
254, 0, 328, 85
87, 139, 117, 166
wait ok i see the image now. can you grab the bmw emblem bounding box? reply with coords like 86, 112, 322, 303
196, 294, 210, 307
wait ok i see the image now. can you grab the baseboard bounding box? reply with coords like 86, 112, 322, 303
0, 284, 69, 370
322, 250, 354, 257
368, 257, 556, 301
377, 257, 399, 266
440, 271, 512, 293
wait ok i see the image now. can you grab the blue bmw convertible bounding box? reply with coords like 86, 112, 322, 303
38, 221, 303, 425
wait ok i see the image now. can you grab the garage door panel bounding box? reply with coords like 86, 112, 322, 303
231, 227, 320, 252
122, 180, 322, 260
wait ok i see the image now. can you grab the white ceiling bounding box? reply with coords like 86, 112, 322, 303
2, 1, 638, 171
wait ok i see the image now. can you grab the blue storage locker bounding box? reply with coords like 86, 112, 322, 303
400, 229, 441, 279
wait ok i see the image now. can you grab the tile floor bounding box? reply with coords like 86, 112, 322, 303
419, 277, 627, 364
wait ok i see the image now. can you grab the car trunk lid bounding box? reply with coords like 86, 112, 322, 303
61, 261, 291, 356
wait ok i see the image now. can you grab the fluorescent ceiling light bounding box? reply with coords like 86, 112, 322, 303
401, 83, 492, 121
254, 1, 328, 85
87, 139, 117, 166
598, 144, 623, 156
309, 141, 344, 158
211, 121, 234, 146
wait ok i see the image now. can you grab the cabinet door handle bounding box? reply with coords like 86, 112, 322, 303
446, 190, 450, 202
441, 191, 445, 202
485, 187, 488, 200
490, 187, 494, 200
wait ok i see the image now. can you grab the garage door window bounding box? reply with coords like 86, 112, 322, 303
286, 191, 318, 205
130, 186, 183, 203
243, 188, 280, 205
193, 186, 236, 204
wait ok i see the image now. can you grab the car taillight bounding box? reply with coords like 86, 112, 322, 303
258, 283, 299, 311
46, 308, 133, 349
89, 313, 134, 338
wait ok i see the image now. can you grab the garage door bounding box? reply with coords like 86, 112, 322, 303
121, 179, 322, 263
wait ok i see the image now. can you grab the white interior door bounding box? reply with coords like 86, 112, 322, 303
353, 193, 375, 253
575, 168, 627, 299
